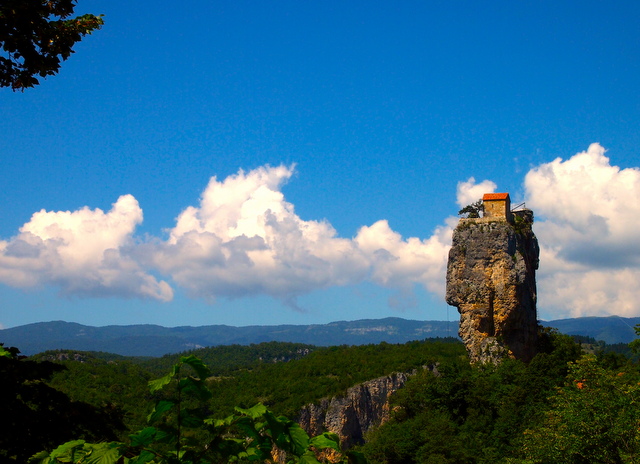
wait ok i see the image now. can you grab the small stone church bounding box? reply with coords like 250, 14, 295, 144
482, 193, 512, 222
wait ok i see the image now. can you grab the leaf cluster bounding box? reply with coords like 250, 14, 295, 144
458, 200, 484, 219
0, 0, 103, 90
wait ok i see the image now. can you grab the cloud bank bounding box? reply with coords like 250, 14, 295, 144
526, 143, 640, 318
149, 165, 452, 307
0, 166, 453, 308
1, 143, 638, 319
0, 195, 172, 301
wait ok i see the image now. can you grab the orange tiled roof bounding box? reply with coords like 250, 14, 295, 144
482, 193, 510, 201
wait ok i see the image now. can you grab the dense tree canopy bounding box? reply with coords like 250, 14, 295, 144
7, 332, 640, 463
0, 0, 102, 90
32, 355, 367, 464
0, 344, 124, 463
360, 331, 640, 464
520, 354, 640, 464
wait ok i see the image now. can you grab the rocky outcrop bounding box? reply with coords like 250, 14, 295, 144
297, 372, 415, 450
446, 211, 539, 363
39, 351, 90, 363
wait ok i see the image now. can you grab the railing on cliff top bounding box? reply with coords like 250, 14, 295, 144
511, 201, 527, 211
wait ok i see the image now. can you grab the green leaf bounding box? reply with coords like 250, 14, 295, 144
178, 376, 212, 400
147, 400, 175, 424
287, 423, 311, 456
148, 370, 175, 393
128, 449, 157, 464
81, 442, 123, 464
48, 440, 87, 459
233, 416, 262, 441
263, 412, 292, 449
309, 432, 341, 451
28, 451, 53, 464
129, 427, 158, 447
298, 452, 323, 464
234, 403, 267, 419
209, 415, 235, 427
28, 450, 49, 461
180, 355, 211, 380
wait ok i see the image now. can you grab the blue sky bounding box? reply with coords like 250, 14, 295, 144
1, 1, 640, 329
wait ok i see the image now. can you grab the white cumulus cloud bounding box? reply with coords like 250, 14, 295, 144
149, 165, 452, 308
11, 146, 638, 322
525, 143, 640, 318
0, 195, 172, 301
456, 177, 497, 208
0, 165, 453, 310
354, 219, 453, 299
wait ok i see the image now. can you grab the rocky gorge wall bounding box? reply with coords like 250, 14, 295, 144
446, 212, 540, 363
297, 370, 423, 449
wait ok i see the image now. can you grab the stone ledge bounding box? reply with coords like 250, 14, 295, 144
458, 217, 509, 224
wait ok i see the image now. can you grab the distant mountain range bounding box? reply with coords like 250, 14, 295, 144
1, 316, 638, 357
544, 316, 640, 344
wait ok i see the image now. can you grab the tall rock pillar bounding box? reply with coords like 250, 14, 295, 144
446, 194, 539, 363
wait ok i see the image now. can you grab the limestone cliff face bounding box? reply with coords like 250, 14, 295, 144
446, 212, 539, 363
297, 372, 412, 450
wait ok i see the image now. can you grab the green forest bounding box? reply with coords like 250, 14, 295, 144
2, 327, 640, 463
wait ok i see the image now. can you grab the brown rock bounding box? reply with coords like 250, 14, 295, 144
446, 205, 539, 364
297, 371, 418, 449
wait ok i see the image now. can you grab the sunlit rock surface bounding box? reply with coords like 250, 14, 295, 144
297, 370, 431, 449
446, 207, 539, 364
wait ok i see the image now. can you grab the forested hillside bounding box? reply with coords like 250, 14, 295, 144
34, 339, 463, 432
3, 329, 640, 463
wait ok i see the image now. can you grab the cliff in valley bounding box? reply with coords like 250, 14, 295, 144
298, 369, 433, 449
